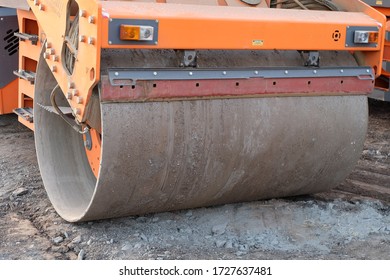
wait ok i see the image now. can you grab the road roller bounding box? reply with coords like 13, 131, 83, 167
0, 0, 386, 222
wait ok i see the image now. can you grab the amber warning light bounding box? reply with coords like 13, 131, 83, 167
120, 25, 154, 41
354, 30, 379, 44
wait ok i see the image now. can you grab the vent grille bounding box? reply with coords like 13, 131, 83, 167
3, 28, 19, 56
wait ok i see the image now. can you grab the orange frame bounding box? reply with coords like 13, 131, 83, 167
27, 0, 386, 122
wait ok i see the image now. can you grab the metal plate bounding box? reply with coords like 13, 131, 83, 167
108, 19, 159, 46
361, 0, 390, 8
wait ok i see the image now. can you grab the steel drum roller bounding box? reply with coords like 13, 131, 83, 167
34, 48, 368, 222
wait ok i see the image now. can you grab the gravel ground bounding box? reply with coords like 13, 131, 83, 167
0, 99, 389, 260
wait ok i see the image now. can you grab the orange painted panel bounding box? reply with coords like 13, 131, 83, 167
0, 79, 18, 115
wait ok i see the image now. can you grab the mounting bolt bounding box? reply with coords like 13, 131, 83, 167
189, 72, 193, 76
79, 35, 86, 43
153, 72, 158, 76
88, 37, 95, 45
67, 91, 73, 99
34, 0, 39, 6
52, 55, 59, 62
222, 71, 227, 75
51, 65, 57, 72
77, 97, 83, 104
45, 41, 52, 48
88, 16, 95, 24
74, 108, 81, 115
48, 48, 55, 55
72, 89, 79, 97
284, 70, 289, 75
114, 72, 119, 76
254, 71, 259, 75
313, 70, 317, 74
68, 82, 75, 89
340, 69, 344, 73
39, 4, 45, 11
43, 53, 50, 59
79, 10, 87, 18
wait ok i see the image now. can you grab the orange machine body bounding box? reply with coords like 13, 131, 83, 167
0, 79, 18, 115
25, 0, 386, 123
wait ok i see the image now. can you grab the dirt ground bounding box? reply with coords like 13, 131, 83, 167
0, 99, 389, 260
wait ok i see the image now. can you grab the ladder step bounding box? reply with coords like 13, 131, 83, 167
13, 107, 33, 123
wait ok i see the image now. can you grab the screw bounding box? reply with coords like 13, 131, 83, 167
68, 82, 75, 89
222, 71, 227, 75
77, 97, 83, 104
72, 89, 79, 97
108, 41, 112, 45
88, 16, 95, 24
254, 71, 259, 75
153, 72, 158, 76
79, 10, 87, 18
34, 0, 39, 6
39, 4, 45, 11
51, 65, 57, 72
284, 70, 289, 75
43, 53, 50, 59
79, 35, 86, 43
114, 72, 119, 76
52, 55, 59, 62
189, 72, 193, 76
88, 37, 95, 45
313, 70, 317, 74
67, 92, 73, 99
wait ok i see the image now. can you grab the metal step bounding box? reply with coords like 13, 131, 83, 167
13, 107, 33, 123
13, 70, 36, 84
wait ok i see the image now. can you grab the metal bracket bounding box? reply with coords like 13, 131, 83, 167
13, 70, 36, 84
108, 66, 374, 85
14, 32, 39, 45
83, 129, 93, 151
304, 51, 320, 67
176, 50, 197, 67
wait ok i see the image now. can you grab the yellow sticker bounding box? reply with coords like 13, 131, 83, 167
376, 0, 383, 5
252, 40, 264, 46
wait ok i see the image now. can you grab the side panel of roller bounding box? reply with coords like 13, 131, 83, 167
0, 8, 19, 115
